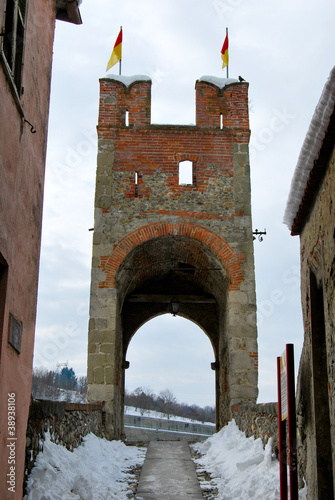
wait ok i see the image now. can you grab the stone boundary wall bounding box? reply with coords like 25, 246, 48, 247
231, 402, 279, 455
25, 399, 103, 487
124, 414, 215, 437
125, 426, 208, 443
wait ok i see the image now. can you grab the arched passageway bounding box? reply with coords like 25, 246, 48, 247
117, 233, 227, 432
125, 314, 215, 408
87, 228, 257, 438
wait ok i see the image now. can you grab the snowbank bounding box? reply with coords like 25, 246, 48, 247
192, 420, 307, 500
24, 432, 146, 500
24, 420, 308, 499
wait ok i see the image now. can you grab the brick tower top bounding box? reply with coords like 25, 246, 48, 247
98, 74, 249, 131
98, 75, 152, 128
195, 75, 249, 129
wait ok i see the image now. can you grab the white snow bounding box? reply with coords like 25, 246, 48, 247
33, 388, 87, 404
24, 432, 146, 500
25, 420, 307, 499
124, 405, 215, 426
198, 75, 239, 89
283, 65, 335, 230
104, 74, 152, 87
192, 420, 307, 500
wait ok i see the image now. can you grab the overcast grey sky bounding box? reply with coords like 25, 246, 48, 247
33, 0, 335, 407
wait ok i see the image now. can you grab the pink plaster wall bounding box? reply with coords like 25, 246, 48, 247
0, 1, 56, 497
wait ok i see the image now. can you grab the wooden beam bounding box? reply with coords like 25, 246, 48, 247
126, 294, 216, 304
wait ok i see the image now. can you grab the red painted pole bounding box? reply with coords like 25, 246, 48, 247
286, 344, 298, 499
277, 356, 288, 500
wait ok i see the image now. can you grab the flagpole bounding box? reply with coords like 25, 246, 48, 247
226, 27, 229, 78
119, 26, 122, 75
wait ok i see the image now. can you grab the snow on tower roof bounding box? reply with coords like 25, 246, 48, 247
284, 66, 335, 231
103, 74, 152, 87
197, 75, 240, 89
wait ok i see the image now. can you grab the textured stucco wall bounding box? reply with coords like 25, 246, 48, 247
0, 1, 56, 497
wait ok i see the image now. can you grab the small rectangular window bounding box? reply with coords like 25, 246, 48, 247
220, 113, 223, 129
8, 312, 22, 353
179, 160, 193, 185
125, 110, 129, 126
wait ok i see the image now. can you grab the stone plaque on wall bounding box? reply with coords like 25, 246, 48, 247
9, 312, 22, 353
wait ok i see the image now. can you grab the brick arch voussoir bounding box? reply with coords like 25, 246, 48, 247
175, 153, 199, 163
98, 222, 245, 290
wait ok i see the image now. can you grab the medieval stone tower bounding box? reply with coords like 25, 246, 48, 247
87, 74, 258, 439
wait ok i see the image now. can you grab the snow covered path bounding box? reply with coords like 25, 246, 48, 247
24, 420, 308, 499
136, 441, 203, 499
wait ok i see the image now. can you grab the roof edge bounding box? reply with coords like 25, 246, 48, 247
284, 66, 335, 232
56, 0, 83, 25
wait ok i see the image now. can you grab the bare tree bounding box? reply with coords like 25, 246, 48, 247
158, 389, 177, 420
132, 386, 154, 415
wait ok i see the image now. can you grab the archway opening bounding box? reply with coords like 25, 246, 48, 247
125, 314, 215, 413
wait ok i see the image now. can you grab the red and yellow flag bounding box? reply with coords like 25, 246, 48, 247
221, 33, 229, 69
106, 28, 122, 72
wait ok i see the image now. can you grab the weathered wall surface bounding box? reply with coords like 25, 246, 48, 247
24, 400, 103, 488
231, 403, 279, 454
125, 426, 209, 443
295, 145, 335, 497
0, 1, 56, 497
88, 76, 258, 439
124, 413, 215, 438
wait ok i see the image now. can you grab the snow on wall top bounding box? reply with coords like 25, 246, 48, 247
104, 74, 152, 87
197, 75, 240, 89
284, 66, 335, 230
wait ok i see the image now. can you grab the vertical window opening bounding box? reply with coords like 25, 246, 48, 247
134, 171, 139, 197
125, 110, 129, 126
179, 160, 193, 185
220, 113, 223, 129
0, 254, 9, 363
2, 0, 27, 94
310, 270, 334, 499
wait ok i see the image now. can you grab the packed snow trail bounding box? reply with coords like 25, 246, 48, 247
136, 441, 203, 499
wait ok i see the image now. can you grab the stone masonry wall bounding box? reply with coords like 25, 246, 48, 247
231, 403, 279, 455
24, 400, 103, 487
295, 143, 335, 497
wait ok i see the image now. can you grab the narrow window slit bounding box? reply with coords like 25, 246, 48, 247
179, 160, 193, 185
220, 113, 223, 129
125, 110, 129, 126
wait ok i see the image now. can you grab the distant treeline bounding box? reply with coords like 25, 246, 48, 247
31, 366, 87, 400
125, 386, 215, 423
32, 368, 215, 423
